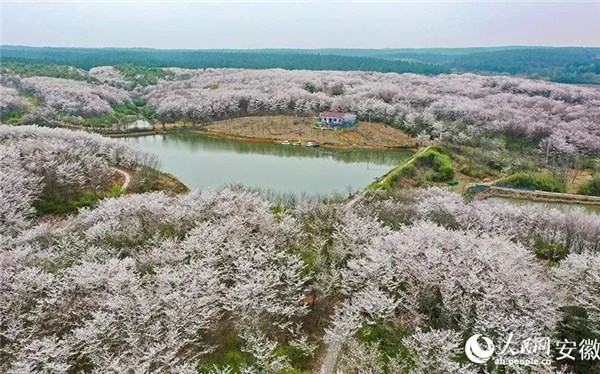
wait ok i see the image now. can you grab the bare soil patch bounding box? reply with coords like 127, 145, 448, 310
200, 115, 417, 149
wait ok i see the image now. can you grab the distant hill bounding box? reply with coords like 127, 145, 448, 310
300, 47, 600, 84
0, 46, 448, 75
1, 45, 599, 84
448, 48, 600, 84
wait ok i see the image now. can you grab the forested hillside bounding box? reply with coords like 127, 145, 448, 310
0, 46, 448, 75
2, 59, 600, 373
2, 45, 599, 83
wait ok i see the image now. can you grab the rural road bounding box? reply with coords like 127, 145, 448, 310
113, 168, 131, 192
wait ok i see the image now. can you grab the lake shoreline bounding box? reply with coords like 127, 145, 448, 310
200, 115, 419, 150
68, 114, 420, 151
192, 129, 418, 151
108, 128, 418, 151
122, 133, 413, 195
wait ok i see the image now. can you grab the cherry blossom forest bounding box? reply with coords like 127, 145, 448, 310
1, 64, 600, 373
0, 123, 599, 373
2, 67, 600, 155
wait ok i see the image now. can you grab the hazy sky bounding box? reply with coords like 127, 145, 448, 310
1, 1, 599, 49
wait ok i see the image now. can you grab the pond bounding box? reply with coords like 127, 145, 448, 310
494, 197, 600, 215
123, 132, 412, 196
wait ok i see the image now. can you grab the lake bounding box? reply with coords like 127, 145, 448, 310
123, 133, 412, 196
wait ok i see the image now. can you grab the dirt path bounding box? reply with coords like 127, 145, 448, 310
113, 168, 131, 192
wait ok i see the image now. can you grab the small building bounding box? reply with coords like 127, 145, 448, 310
124, 119, 153, 130
318, 110, 357, 128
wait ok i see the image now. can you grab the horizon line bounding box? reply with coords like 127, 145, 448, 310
2, 44, 600, 51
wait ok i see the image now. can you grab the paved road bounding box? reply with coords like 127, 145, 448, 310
113, 168, 131, 192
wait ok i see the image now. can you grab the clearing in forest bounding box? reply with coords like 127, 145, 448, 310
200, 115, 418, 149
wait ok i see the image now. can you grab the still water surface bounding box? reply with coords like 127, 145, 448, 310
494, 198, 600, 215
124, 133, 412, 196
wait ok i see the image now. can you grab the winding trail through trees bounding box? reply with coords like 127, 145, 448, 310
113, 168, 131, 192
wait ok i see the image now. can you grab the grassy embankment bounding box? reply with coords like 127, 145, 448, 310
369, 141, 600, 200
132, 168, 189, 195
370, 145, 454, 190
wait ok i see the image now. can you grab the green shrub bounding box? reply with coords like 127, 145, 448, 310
378, 163, 415, 190
374, 146, 455, 190
460, 165, 494, 179
414, 147, 454, 182
500, 134, 539, 153
197, 350, 254, 373
112, 101, 156, 120
196, 333, 255, 373
577, 174, 600, 196
34, 191, 100, 215
533, 240, 568, 262
580, 157, 599, 171
426, 208, 461, 231
497, 172, 566, 192
486, 157, 509, 171
34, 183, 122, 216
25, 94, 44, 108
356, 322, 411, 360
416, 170, 438, 187
275, 344, 313, 371
399, 164, 416, 177
113, 102, 139, 118
303, 82, 317, 93
279, 369, 303, 374
140, 104, 156, 119
137, 167, 162, 192
104, 183, 123, 198
65, 114, 117, 128
0, 109, 28, 124
331, 84, 345, 96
